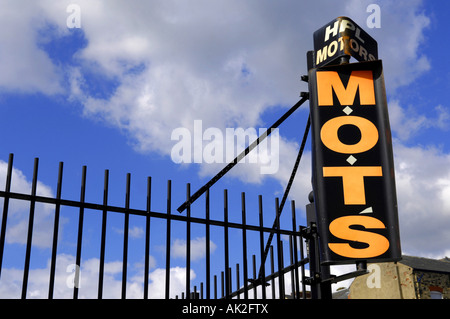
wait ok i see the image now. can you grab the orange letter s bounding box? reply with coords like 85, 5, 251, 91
328, 215, 389, 259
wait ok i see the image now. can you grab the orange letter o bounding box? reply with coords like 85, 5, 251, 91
320, 116, 378, 154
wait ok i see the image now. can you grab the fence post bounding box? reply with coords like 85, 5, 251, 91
165, 180, 172, 299
241, 192, 248, 299
186, 183, 191, 299
223, 189, 230, 299
22, 158, 39, 299
98, 169, 109, 299
205, 189, 211, 299
0, 153, 14, 279
73, 165, 87, 299
305, 192, 332, 299
144, 176, 152, 299
49, 161, 64, 299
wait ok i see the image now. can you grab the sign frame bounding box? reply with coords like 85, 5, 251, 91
308, 60, 401, 265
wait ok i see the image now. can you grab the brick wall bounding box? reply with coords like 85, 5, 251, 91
414, 271, 450, 299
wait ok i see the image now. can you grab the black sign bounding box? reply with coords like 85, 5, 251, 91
313, 17, 378, 68
308, 60, 401, 265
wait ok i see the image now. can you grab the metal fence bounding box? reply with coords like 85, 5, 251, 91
0, 154, 310, 299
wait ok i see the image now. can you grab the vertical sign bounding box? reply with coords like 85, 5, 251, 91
308, 60, 401, 265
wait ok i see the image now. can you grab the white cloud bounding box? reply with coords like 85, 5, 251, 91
54, 0, 432, 186
393, 142, 450, 257
0, 0, 435, 167
0, 0, 433, 147
389, 100, 450, 141
129, 226, 144, 239
171, 236, 217, 261
38, 0, 443, 221
0, 1, 65, 94
0, 253, 194, 299
330, 264, 359, 292
344, 0, 431, 91
195, 127, 287, 184
112, 225, 144, 239
0, 160, 56, 248
148, 266, 196, 299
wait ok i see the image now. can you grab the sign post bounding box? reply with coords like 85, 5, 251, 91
308, 18, 401, 267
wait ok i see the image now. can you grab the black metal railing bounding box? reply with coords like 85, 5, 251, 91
0, 153, 309, 299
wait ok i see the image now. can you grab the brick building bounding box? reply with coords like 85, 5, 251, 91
348, 255, 450, 299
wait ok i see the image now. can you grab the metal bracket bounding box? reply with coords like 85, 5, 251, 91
300, 224, 316, 240
330, 269, 369, 284
247, 278, 270, 287
304, 273, 322, 285
305, 268, 368, 287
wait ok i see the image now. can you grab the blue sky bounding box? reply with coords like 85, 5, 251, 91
0, 0, 449, 298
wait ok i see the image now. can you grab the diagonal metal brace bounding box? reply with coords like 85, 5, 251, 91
257, 114, 310, 279
177, 96, 308, 213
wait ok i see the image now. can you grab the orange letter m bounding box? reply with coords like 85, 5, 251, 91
317, 70, 375, 106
